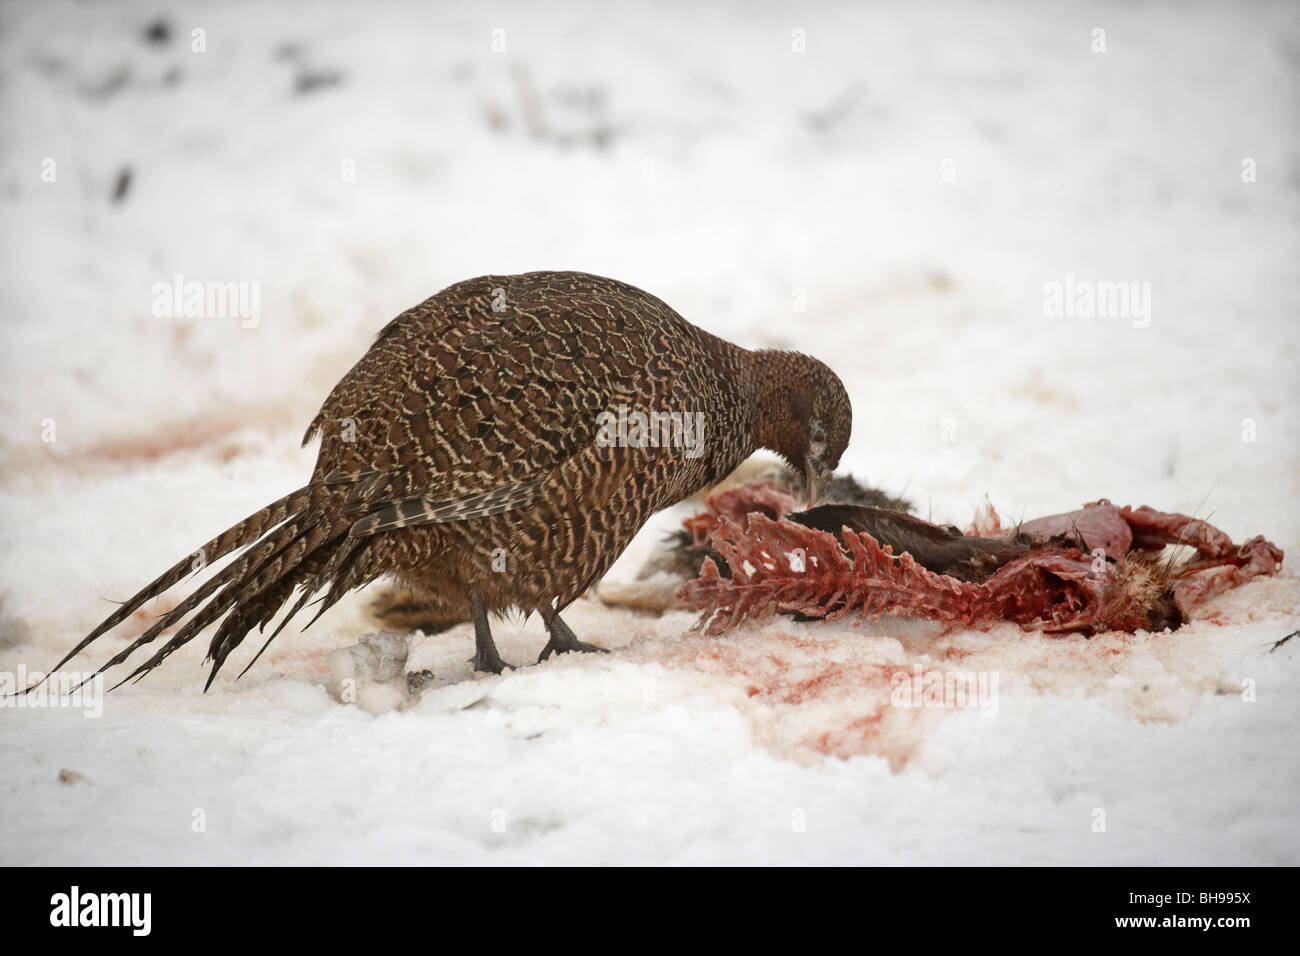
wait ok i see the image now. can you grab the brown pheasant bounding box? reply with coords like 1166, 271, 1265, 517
42, 271, 852, 687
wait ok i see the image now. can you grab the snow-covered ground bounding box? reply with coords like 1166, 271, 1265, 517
1, 0, 1297, 864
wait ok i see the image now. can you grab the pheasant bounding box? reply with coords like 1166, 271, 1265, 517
41, 271, 852, 687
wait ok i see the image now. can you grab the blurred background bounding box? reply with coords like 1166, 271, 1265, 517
1, 0, 1297, 620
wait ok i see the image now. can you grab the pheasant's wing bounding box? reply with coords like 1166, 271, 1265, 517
345, 476, 548, 536
305, 273, 686, 528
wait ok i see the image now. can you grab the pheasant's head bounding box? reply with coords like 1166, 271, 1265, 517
753, 350, 853, 506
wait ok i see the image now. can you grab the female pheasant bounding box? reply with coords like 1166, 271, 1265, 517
45, 271, 852, 686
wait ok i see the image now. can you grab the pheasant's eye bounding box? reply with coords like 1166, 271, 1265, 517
808, 420, 827, 458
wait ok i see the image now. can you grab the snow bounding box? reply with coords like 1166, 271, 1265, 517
1, 0, 1297, 864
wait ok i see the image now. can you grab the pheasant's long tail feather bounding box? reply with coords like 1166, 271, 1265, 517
118, 513, 393, 690
105, 514, 340, 690
232, 537, 381, 682
27, 486, 315, 692
25, 486, 340, 694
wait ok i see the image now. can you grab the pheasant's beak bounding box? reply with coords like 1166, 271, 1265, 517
804, 460, 830, 508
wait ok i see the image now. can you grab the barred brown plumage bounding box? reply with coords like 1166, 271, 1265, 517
37, 270, 852, 688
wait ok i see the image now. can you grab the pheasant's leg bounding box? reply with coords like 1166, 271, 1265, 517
538, 605, 608, 662
471, 594, 512, 674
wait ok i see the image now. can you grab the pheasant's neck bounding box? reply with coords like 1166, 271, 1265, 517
702, 343, 768, 484
746, 349, 804, 464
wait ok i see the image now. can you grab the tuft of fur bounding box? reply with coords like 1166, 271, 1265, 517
1094, 556, 1182, 633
